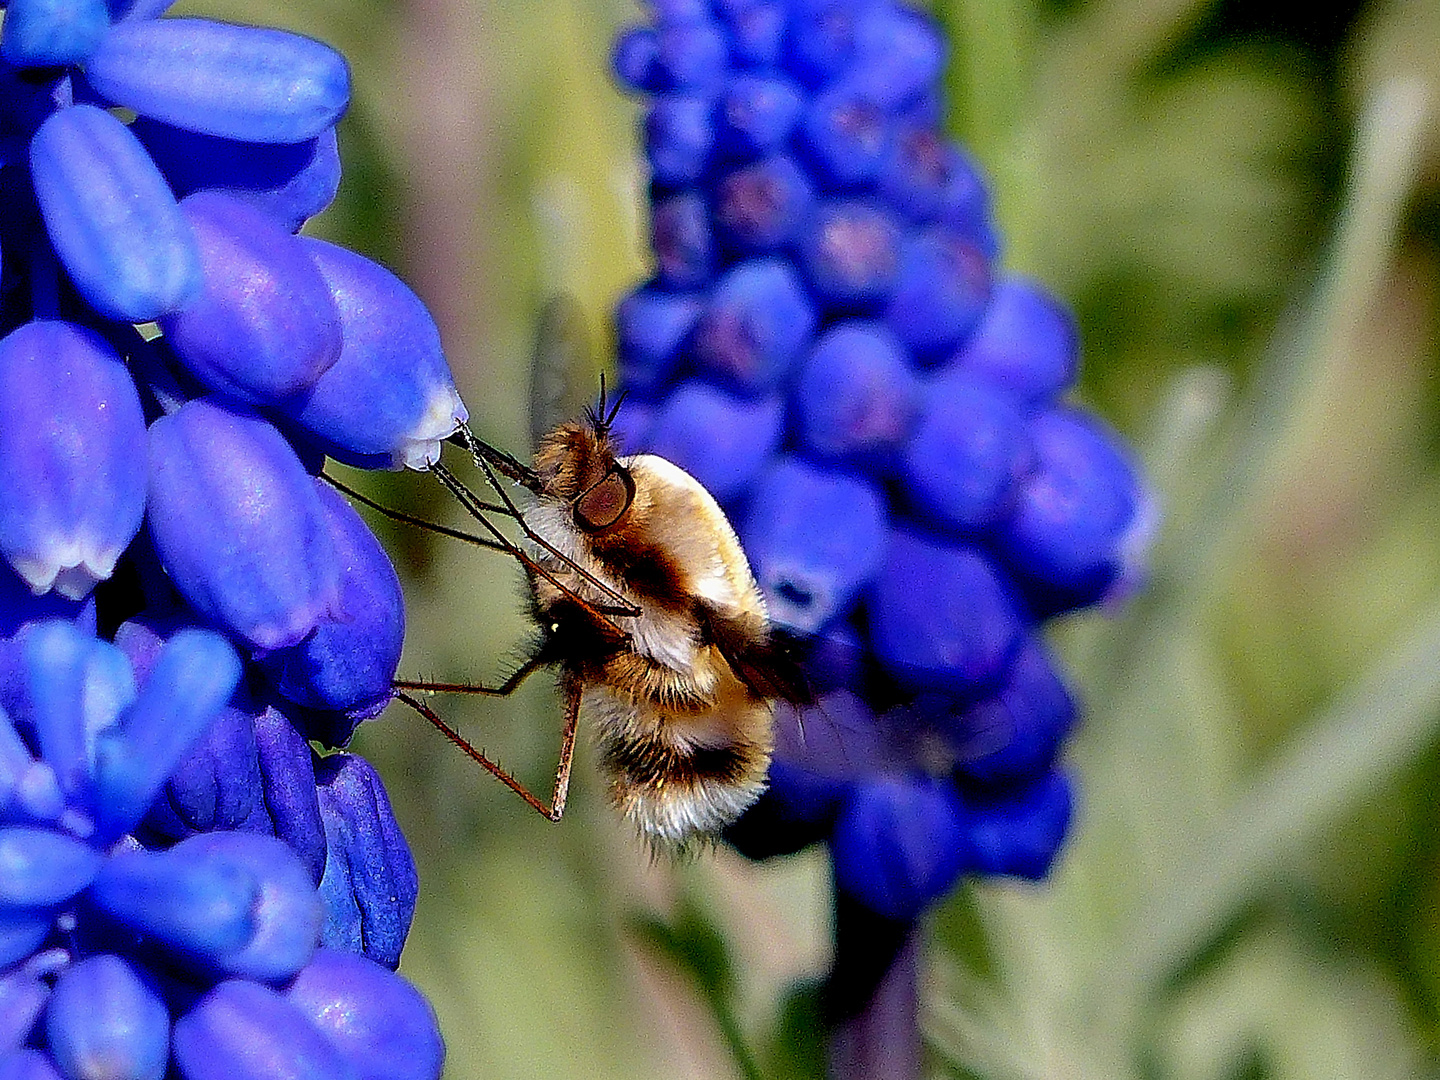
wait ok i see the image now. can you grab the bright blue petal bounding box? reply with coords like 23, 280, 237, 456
0, 827, 101, 906
44, 955, 169, 1080
172, 981, 358, 1080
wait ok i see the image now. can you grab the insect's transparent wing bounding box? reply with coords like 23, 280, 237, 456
528, 295, 602, 451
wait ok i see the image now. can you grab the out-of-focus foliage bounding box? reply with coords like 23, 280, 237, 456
172, 0, 1440, 1075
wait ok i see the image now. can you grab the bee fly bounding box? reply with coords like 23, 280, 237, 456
334, 314, 811, 848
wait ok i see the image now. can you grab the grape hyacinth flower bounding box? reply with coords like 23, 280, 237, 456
612, 0, 1154, 1070
0, 3, 465, 1075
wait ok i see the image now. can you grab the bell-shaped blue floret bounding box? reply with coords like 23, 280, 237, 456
798, 199, 901, 311
283, 239, 466, 470
0, 968, 49, 1050
693, 258, 815, 394
286, 950, 444, 1080
883, 226, 992, 360
84, 20, 350, 144
963, 767, 1073, 880
0, 1048, 62, 1079
252, 706, 325, 886
133, 120, 341, 233
44, 955, 169, 1080
878, 125, 990, 234
1, 0, 108, 68
644, 94, 713, 185
0, 321, 148, 600
143, 699, 262, 841
146, 398, 340, 651
846, 5, 944, 109
651, 192, 713, 289
0, 911, 55, 973
830, 776, 971, 922
794, 320, 920, 466
265, 481, 403, 719
642, 381, 783, 503
174, 832, 322, 982
716, 75, 804, 157
870, 530, 1025, 694
29, 104, 200, 321
740, 459, 886, 634
172, 980, 359, 1080
799, 85, 891, 189
945, 277, 1079, 403
160, 192, 342, 406
899, 370, 1029, 533
713, 154, 813, 254
616, 286, 702, 395
0, 827, 102, 907
314, 754, 417, 970
91, 628, 241, 844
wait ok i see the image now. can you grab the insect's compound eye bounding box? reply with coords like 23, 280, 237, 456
574, 466, 635, 532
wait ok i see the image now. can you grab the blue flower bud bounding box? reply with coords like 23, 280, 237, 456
146, 398, 339, 651
644, 94, 713, 186
899, 371, 1028, 532
616, 287, 702, 395
799, 199, 901, 310
84, 20, 350, 143
282, 238, 466, 470
0, 1049, 62, 1079
693, 257, 815, 393
29, 103, 200, 321
286, 950, 444, 1080
795, 320, 920, 465
92, 628, 241, 843
714, 154, 812, 253
964, 768, 1073, 880
831, 776, 970, 922
172, 980, 358, 1080
643, 381, 783, 503
44, 955, 168, 1080
315, 754, 417, 970
0, 969, 48, 1050
871, 530, 1024, 693
739, 459, 886, 634
846, 6, 944, 109
611, 27, 661, 93
0, 709, 63, 825
133, 119, 341, 233
142, 698, 261, 840
0, 321, 147, 599
785, 0, 868, 86
714, 0, 784, 67
800, 86, 891, 189
264, 481, 403, 719
945, 277, 1078, 403
252, 706, 325, 885
716, 75, 803, 155
877, 124, 990, 230
651, 192, 712, 288
0, 827, 101, 906
996, 406, 1150, 611
160, 192, 342, 406
654, 19, 727, 91
883, 227, 991, 359
0, 0, 108, 68
0, 911, 54, 972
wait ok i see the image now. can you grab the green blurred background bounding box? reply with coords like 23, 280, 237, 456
186, 0, 1440, 1075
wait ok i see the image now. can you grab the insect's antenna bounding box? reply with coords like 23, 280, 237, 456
320, 471, 510, 553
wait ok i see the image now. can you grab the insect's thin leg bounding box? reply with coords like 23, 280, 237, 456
393, 653, 545, 697
394, 690, 564, 821
451, 423, 540, 490
320, 471, 510, 552
548, 678, 582, 823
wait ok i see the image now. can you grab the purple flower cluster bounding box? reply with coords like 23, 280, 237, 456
611, 0, 1154, 924
0, 2, 462, 1074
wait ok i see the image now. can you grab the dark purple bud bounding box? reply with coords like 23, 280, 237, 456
714, 154, 812, 253
870, 531, 1025, 694
283, 238, 466, 470
612, 27, 660, 93
0, 969, 48, 1051
714, 0, 785, 67
0, 321, 147, 599
933, 636, 1077, 784
900, 371, 1029, 533
29, 104, 200, 321
287, 950, 444, 1080
264, 480, 403, 718
134, 119, 342, 233
172, 980, 355, 1080
44, 955, 168, 1080
996, 407, 1154, 611
84, 19, 350, 143
945, 277, 1079, 403
146, 398, 340, 651
655, 19, 727, 91
716, 74, 803, 156
740, 458, 887, 634
314, 754, 417, 970
799, 85, 891, 189
0, 827, 101, 906
831, 775, 970, 921
253, 706, 325, 885
964, 768, 1074, 880
1, 0, 107, 67
878, 125, 989, 232
616, 286, 702, 395
643, 380, 783, 503
160, 192, 342, 406
799, 199, 902, 311
693, 258, 815, 394
847, 7, 944, 110
141, 697, 262, 841
644, 94, 713, 186
883, 227, 992, 361
795, 320, 920, 466
92, 628, 241, 844
651, 191, 712, 289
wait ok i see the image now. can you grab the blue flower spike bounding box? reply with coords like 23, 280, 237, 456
0, 321, 146, 600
